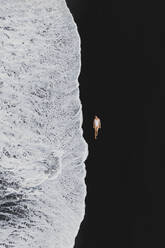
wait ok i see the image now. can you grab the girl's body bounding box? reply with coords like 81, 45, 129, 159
93, 116, 101, 139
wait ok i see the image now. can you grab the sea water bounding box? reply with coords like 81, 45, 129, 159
0, 0, 88, 247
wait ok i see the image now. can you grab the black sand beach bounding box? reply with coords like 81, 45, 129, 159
66, 0, 164, 247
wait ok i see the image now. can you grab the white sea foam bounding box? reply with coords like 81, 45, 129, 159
0, 0, 88, 247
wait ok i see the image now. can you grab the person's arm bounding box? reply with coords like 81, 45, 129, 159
93, 120, 95, 128
99, 119, 101, 128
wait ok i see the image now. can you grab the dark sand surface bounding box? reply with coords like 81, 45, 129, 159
66, 1, 164, 247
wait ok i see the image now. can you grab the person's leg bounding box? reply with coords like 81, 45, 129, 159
94, 129, 96, 139
95, 128, 98, 139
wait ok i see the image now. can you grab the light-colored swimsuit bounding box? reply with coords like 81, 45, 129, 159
94, 119, 100, 127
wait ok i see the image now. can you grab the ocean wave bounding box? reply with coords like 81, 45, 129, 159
0, 0, 88, 247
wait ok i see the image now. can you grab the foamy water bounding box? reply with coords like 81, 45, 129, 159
0, 0, 88, 247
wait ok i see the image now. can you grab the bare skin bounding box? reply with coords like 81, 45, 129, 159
93, 116, 101, 140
